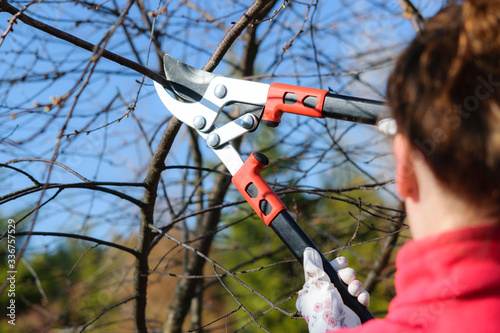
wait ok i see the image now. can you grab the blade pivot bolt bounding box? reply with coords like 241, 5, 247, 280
241, 114, 256, 130
193, 116, 207, 130
207, 133, 220, 148
214, 84, 227, 99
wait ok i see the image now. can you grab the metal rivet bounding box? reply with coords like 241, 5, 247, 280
193, 116, 206, 130
206, 133, 220, 148
214, 84, 227, 99
240, 114, 255, 130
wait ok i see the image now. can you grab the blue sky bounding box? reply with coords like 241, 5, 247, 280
0, 0, 444, 253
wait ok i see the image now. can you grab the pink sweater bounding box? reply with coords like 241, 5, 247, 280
331, 223, 500, 333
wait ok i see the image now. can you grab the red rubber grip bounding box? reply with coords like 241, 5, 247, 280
232, 153, 286, 226
262, 82, 328, 124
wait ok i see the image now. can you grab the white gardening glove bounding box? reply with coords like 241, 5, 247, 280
296, 248, 370, 332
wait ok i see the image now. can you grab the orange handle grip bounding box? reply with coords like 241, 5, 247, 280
232, 153, 286, 225
262, 82, 328, 126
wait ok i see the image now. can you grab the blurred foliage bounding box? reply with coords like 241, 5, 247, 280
0, 0, 422, 330
207, 131, 403, 331
0, 234, 123, 332
211, 181, 401, 331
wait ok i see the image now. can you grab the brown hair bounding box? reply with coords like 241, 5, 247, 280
386, 0, 500, 207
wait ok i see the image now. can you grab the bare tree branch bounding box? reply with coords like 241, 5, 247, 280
397, 0, 424, 32
364, 203, 406, 293
135, 118, 183, 332
9, 231, 138, 257
0, 182, 146, 207
213, 265, 271, 333
161, 2, 278, 331
0, 0, 419, 331
0, 0, 170, 87
204, 0, 277, 71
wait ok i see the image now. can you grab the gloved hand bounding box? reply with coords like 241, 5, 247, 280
296, 247, 370, 332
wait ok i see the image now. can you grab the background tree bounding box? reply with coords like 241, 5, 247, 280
1, 0, 440, 332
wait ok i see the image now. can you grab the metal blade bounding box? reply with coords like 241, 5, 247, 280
163, 54, 219, 102
156, 54, 270, 133
212, 143, 244, 175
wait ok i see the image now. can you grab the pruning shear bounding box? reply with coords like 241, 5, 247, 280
154, 54, 394, 323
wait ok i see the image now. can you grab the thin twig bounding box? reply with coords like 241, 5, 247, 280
396, 0, 424, 32
67, 244, 100, 276
150, 258, 296, 280
0, 0, 37, 46
79, 296, 136, 332
0, 163, 41, 186
21, 258, 49, 304
213, 265, 270, 333
4, 158, 90, 182
187, 305, 242, 333
338, 197, 363, 256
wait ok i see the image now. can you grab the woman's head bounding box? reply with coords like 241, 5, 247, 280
387, 0, 500, 208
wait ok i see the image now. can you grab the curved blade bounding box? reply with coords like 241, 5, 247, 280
163, 54, 218, 102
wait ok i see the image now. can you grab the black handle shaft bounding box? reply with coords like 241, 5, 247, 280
322, 93, 389, 125
269, 210, 374, 323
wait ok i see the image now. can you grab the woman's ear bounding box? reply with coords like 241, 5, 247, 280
393, 134, 419, 201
